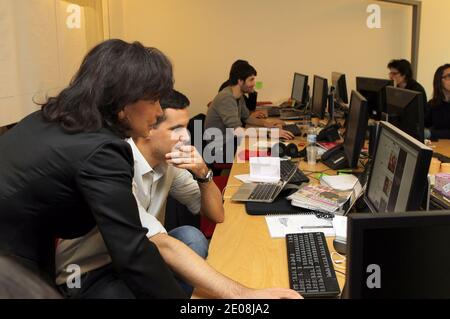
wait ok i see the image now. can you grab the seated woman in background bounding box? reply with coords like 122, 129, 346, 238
425, 64, 450, 140
388, 59, 428, 110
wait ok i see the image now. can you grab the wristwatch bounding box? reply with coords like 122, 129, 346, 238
194, 169, 213, 184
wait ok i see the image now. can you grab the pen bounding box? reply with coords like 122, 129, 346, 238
301, 226, 334, 229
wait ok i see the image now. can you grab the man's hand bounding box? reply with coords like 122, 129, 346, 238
265, 119, 285, 128
166, 144, 209, 179
237, 288, 303, 299
250, 111, 267, 119
269, 128, 295, 141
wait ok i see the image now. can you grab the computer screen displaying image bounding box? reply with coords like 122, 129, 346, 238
365, 121, 432, 213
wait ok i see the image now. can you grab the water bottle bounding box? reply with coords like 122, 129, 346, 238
306, 125, 317, 165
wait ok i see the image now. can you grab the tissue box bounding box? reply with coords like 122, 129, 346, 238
434, 173, 450, 199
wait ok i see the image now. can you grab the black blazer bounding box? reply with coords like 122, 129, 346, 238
0, 111, 186, 298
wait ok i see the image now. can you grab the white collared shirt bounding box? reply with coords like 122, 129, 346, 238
127, 138, 201, 228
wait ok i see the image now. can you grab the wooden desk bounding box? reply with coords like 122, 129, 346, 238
194, 127, 450, 298
194, 135, 346, 298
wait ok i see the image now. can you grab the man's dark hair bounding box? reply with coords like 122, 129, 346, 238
229, 61, 257, 85
219, 60, 249, 91
387, 59, 414, 81
431, 63, 450, 107
160, 90, 190, 110
41, 39, 173, 138
154, 90, 190, 127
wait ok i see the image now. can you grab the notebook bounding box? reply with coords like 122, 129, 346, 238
265, 214, 335, 238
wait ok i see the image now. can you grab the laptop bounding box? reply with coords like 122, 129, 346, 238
231, 160, 298, 203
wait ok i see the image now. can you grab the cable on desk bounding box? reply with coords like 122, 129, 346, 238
221, 185, 241, 200
303, 168, 337, 181
331, 251, 347, 271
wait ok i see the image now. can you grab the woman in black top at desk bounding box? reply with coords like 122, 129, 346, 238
425, 64, 450, 140
0, 39, 186, 298
387, 59, 428, 109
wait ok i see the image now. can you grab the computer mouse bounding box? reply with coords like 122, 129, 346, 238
333, 238, 347, 255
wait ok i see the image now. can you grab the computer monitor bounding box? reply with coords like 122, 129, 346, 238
332, 72, 348, 106
364, 121, 432, 213
321, 90, 368, 170
343, 91, 369, 168
344, 210, 450, 299
356, 77, 393, 119
291, 73, 308, 107
311, 75, 328, 119
385, 86, 425, 143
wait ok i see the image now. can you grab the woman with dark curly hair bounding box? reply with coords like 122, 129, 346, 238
0, 39, 186, 298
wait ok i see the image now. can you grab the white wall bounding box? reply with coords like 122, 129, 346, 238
109, 0, 412, 117
0, 0, 104, 127
417, 0, 450, 99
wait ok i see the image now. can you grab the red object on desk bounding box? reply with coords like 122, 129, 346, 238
237, 149, 271, 161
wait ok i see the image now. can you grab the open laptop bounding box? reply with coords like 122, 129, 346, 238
231, 160, 298, 203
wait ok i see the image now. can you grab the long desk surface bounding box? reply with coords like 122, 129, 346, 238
194, 131, 450, 298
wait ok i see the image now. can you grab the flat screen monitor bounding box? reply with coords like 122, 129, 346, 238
345, 210, 450, 299
311, 75, 328, 119
385, 86, 425, 143
364, 121, 432, 213
356, 77, 393, 120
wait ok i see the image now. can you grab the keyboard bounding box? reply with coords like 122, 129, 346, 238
268, 108, 281, 117
282, 124, 302, 136
249, 183, 283, 201
280, 160, 310, 185
286, 232, 340, 298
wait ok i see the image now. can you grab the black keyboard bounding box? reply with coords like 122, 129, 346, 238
282, 124, 302, 136
286, 233, 340, 298
433, 152, 450, 163
280, 160, 310, 185
268, 108, 281, 117
249, 183, 283, 201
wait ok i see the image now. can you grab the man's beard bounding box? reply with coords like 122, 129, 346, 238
241, 85, 254, 94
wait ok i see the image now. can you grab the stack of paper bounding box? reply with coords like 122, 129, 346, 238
287, 184, 351, 213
